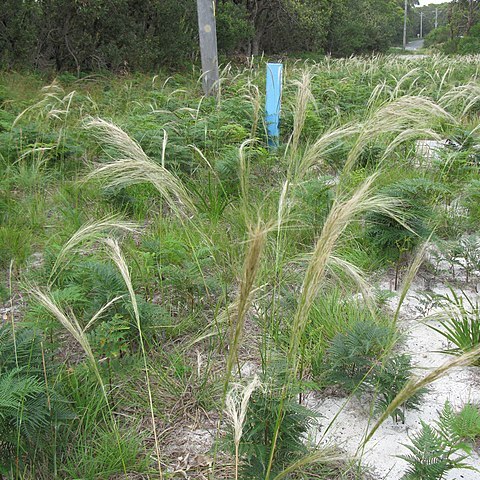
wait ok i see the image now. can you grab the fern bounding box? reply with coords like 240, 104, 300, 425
451, 404, 480, 442
0, 368, 48, 436
54, 259, 126, 321
215, 146, 241, 195
436, 401, 457, 443
437, 400, 480, 448
400, 422, 471, 480
0, 325, 72, 469
399, 403, 475, 479
0, 368, 72, 467
80, 260, 126, 297
0, 325, 41, 374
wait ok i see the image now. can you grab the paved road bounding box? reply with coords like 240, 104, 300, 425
405, 39, 425, 50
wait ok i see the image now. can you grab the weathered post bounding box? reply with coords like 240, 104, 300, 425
403, 0, 408, 49
196, 0, 219, 96
265, 62, 283, 148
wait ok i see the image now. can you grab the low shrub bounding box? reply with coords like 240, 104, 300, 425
302, 291, 387, 379
369, 353, 427, 423
324, 320, 396, 392
458, 24, 480, 54
424, 26, 451, 48
236, 374, 317, 479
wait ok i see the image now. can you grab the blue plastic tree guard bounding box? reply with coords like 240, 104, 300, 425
265, 62, 283, 148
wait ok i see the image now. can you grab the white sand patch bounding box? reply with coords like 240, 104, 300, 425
306, 276, 480, 479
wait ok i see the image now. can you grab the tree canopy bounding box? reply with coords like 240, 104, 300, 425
0, 0, 450, 71
422, 1, 480, 53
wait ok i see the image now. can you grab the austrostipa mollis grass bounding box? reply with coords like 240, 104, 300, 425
225, 375, 261, 480
85, 117, 196, 217
103, 237, 163, 479
48, 215, 138, 286
6, 53, 480, 479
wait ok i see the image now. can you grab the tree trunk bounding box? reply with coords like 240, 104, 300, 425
252, 34, 260, 55
466, 0, 477, 33
252, 17, 266, 56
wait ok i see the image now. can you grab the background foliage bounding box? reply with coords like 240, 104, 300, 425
0, 0, 435, 71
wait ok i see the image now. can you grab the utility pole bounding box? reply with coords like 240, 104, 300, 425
196, 0, 219, 96
420, 11, 423, 38
403, 0, 408, 49
435, 8, 438, 29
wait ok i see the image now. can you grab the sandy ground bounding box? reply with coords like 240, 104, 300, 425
167, 251, 480, 478
305, 261, 480, 479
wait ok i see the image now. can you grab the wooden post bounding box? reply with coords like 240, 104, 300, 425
196, 0, 219, 96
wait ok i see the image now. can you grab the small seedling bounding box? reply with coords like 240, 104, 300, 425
413, 291, 439, 318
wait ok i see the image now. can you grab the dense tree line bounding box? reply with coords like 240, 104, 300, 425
327, 0, 408, 56
411, 3, 449, 38
423, 0, 480, 53
448, 0, 480, 35
1, 0, 414, 72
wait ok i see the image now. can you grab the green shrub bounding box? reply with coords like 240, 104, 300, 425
237, 379, 317, 479
366, 178, 440, 258
424, 26, 451, 48
369, 353, 427, 423
216, 3, 254, 54
88, 314, 131, 360
141, 230, 221, 309
215, 146, 242, 195
325, 321, 396, 392
302, 291, 388, 379
0, 110, 14, 133
458, 24, 480, 54
442, 37, 460, 54
67, 260, 126, 318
